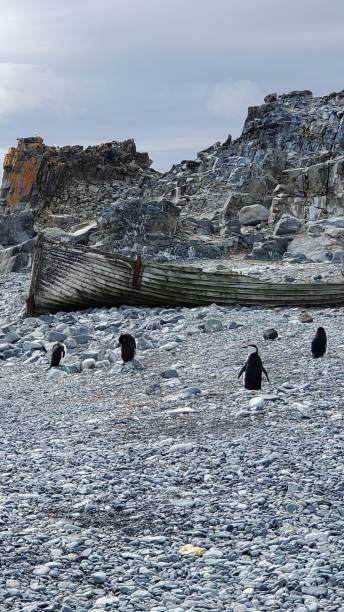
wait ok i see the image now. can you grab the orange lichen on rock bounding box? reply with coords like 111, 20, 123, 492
2, 139, 44, 206
3, 147, 17, 170
6, 156, 40, 205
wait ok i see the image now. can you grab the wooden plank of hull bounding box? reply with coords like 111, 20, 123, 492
26, 238, 344, 315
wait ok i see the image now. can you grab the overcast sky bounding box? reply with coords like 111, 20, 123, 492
0, 0, 344, 173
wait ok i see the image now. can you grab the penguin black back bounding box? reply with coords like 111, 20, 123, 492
49, 341, 66, 368
118, 333, 136, 363
311, 326, 327, 358
238, 344, 269, 390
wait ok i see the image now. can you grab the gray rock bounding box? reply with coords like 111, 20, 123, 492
332, 248, 344, 263
160, 368, 179, 379
169, 442, 196, 453
287, 234, 334, 263
137, 337, 154, 350
228, 321, 243, 330
61, 362, 82, 374
48, 368, 68, 379
82, 358, 96, 370
64, 337, 77, 349
22, 341, 44, 352
251, 237, 288, 260
91, 571, 107, 584
274, 214, 302, 235
95, 359, 110, 369
0, 209, 36, 246
263, 328, 278, 340
47, 330, 67, 342
299, 312, 313, 323
0, 238, 36, 273
238, 204, 269, 226
160, 341, 179, 351
203, 318, 223, 333
0, 342, 11, 353
73, 334, 89, 345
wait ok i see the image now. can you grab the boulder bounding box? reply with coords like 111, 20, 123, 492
287, 234, 334, 263
238, 204, 269, 227
97, 197, 180, 251
223, 193, 255, 223
274, 214, 301, 236
251, 237, 288, 260
41, 221, 97, 245
0, 209, 36, 246
0, 238, 36, 273
332, 248, 344, 263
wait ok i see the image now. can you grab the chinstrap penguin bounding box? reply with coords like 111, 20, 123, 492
118, 333, 136, 363
49, 341, 66, 369
311, 326, 327, 358
238, 344, 269, 390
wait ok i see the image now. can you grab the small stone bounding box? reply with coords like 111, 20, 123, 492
33, 565, 50, 576
203, 318, 223, 333
160, 368, 179, 379
169, 442, 196, 453
263, 328, 278, 340
61, 362, 82, 374
64, 337, 77, 349
48, 368, 68, 379
47, 330, 67, 342
299, 312, 313, 323
91, 571, 107, 584
160, 341, 179, 351
82, 358, 96, 370
95, 359, 110, 369
228, 321, 243, 330
137, 337, 154, 350
249, 396, 266, 409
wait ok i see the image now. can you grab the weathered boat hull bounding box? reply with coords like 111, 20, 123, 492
26, 237, 344, 315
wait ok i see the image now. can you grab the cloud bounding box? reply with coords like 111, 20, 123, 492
0, 63, 74, 119
0, 0, 344, 174
206, 80, 263, 118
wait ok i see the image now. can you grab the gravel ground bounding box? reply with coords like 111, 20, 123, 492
0, 267, 344, 611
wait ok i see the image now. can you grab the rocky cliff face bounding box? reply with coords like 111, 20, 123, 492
151, 89, 344, 221
1, 137, 153, 222
2, 89, 344, 267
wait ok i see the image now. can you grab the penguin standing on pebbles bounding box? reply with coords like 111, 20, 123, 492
238, 344, 269, 390
118, 334, 136, 363
311, 327, 327, 358
49, 341, 66, 369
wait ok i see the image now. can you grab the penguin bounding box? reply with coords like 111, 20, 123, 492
311, 327, 327, 358
238, 344, 269, 390
118, 333, 136, 363
263, 328, 278, 341
49, 341, 66, 369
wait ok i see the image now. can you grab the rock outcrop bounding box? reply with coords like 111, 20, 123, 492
1, 137, 153, 222
2, 88, 344, 263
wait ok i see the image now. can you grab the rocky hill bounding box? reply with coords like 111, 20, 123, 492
1, 88, 344, 270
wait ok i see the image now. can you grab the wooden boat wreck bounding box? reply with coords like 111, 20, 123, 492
26, 236, 344, 316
